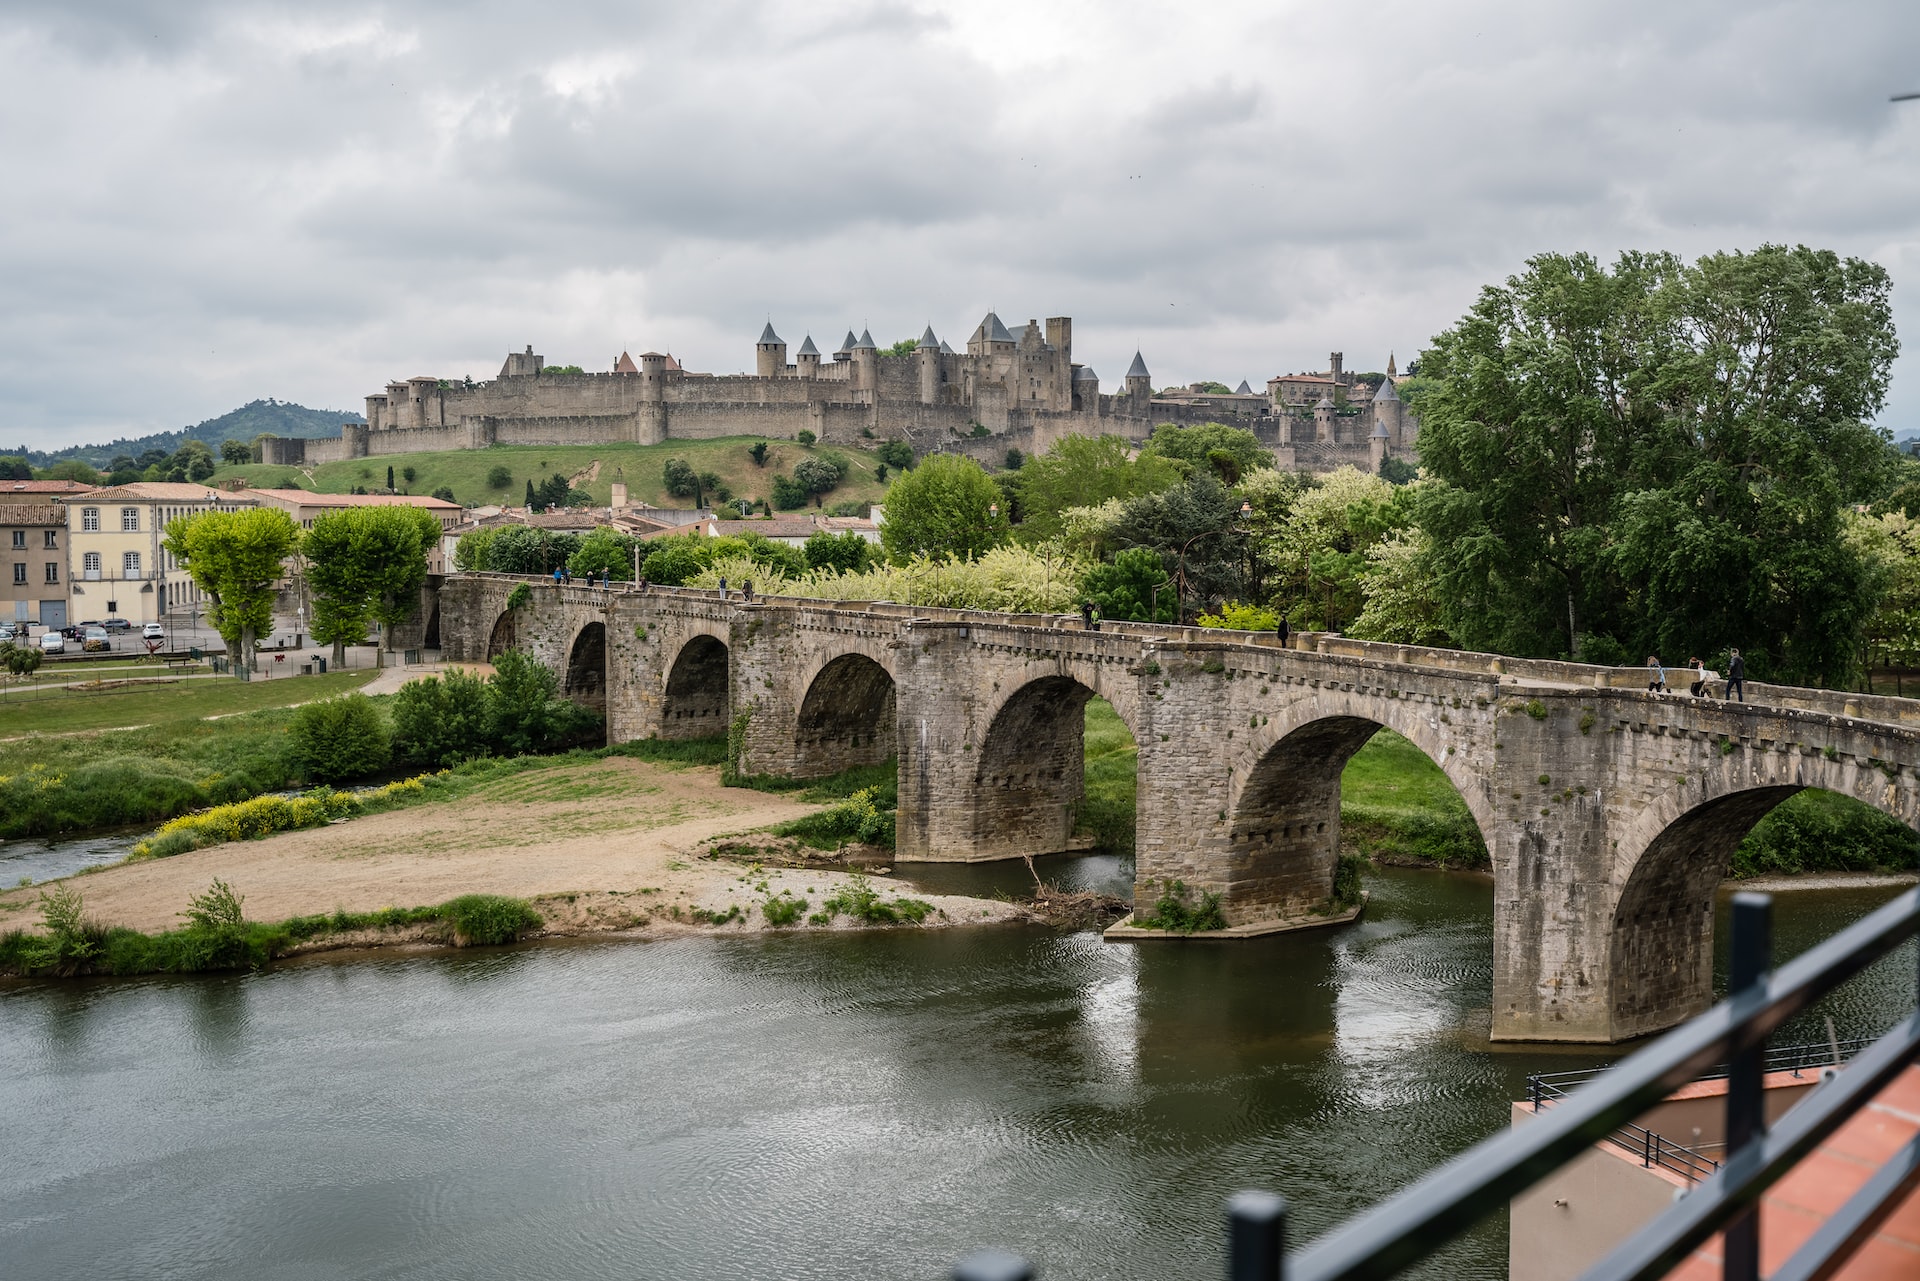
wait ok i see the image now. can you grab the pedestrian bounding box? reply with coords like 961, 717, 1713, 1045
638, 576, 648, 593
719, 575, 728, 601
1646, 655, 1667, 694
1276, 615, 1290, 648
742, 579, 753, 603
1725, 648, 1746, 702
1080, 601, 1093, 630
1687, 656, 1707, 697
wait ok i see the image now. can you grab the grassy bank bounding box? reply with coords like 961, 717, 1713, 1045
1080, 698, 1138, 854
0, 883, 543, 979
0, 668, 376, 737
209, 436, 892, 513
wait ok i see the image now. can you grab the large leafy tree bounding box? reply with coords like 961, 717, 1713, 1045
1012, 434, 1183, 543
880, 454, 1009, 563
165, 508, 301, 665
302, 506, 443, 662
1415, 245, 1896, 683
1143, 422, 1273, 485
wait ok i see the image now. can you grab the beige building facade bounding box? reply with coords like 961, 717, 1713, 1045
245, 489, 463, 575
57, 483, 257, 625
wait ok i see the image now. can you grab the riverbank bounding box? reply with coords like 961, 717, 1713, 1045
0, 753, 1026, 969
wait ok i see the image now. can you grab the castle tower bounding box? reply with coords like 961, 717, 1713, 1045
968, 311, 1016, 358
795, 334, 821, 380
1372, 368, 1406, 446
636, 352, 668, 445
1329, 351, 1344, 390
1072, 364, 1098, 412
1124, 350, 1152, 405
755, 323, 786, 378
1386, 351, 1397, 380
915, 325, 940, 405
833, 330, 857, 369
1313, 394, 1335, 443
1369, 420, 1390, 473
849, 328, 878, 394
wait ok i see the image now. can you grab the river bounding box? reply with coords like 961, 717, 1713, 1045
2, 866, 1913, 1281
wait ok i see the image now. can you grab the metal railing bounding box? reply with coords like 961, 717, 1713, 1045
952, 888, 1920, 1281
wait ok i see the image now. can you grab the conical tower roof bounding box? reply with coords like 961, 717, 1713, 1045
851, 329, 877, 351
1234, 380, 1253, 394
758, 322, 782, 345
1314, 394, 1335, 409
1073, 365, 1099, 382
1372, 375, 1398, 403
1126, 350, 1150, 379
982, 312, 1015, 343
916, 325, 939, 350
939, 340, 955, 355
837, 330, 857, 355
613, 351, 639, 374
796, 335, 819, 357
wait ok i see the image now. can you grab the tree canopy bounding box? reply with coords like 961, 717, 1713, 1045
302, 506, 443, 661
164, 508, 301, 663
880, 454, 1009, 563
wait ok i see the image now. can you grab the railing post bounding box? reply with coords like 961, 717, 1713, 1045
1228, 1190, 1287, 1281
1724, 891, 1773, 1281
1529, 1074, 1541, 1112
1644, 1128, 1653, 1168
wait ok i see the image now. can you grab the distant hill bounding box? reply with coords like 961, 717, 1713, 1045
3, 399, 364, 467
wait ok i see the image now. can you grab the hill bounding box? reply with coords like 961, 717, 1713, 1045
4, 399, 365, 467
208, 436, 894, 513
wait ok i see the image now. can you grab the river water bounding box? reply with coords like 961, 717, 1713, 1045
2, 867, 1913, 1281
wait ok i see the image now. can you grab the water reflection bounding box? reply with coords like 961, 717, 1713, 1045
0, 868, 1910, 1281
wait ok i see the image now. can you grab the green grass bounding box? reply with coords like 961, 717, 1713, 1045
1079, 698, 1138, 854
0, 668, 376, 736
208, 436, 894, 512
1339, 730, 1490, 868
1734, 788, 1920, 876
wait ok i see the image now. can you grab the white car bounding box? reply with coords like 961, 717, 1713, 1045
38, 632, 65, 654
142, 622, 166, 641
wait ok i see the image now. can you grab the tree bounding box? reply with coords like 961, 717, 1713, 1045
663, 457, 699, 498
880, 454, 1009, 563
454, 526, 500, 571
1081, 547, 1175, 622
1013, 434, 1183, 542
172, 441, 215, 482
771, 473, 808, 510
487, 649, 562, 756
875, 439, 914, 470
1378, 457, 1419, 485
1265, 466, 1411, 632
391, 668, 492, 767
487, 464, 513, 489
803, 530, 873, 574
1144, 422, 1272, 483
302, 506, 443, 662
44, 459, 100, 484
796, 429, 816, 446
1004, 448, 1023, 470
640, 537, 706, 585
1415, 245, 1897, 683
488, 526, 576, 576
431, 486, 455, 503
401, 465, 417, 487
1348, 529, 1451, 646
748, 441, 769, 467
524, 479, 537, 509
793, 456, 842, 505
0, 456, 31, 481
165, 508, 300, 665
220, 440, 251, 465
386, 465, 396, 491
1106, 471, 1249, 616
568, 528, 637, 581
287, 694, 390, 783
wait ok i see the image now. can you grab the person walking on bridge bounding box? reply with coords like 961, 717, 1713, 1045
1725, 648, 1746, 702
1646, 656, 1667, 693
1276, 615, 1290, 648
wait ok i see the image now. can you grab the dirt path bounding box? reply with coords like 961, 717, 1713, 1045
0, 757, 1025, 939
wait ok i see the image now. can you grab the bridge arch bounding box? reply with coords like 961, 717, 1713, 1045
563, 621, 608, 726
969, 674, 1141, 862
485, 609, 516, 660
1223, 707, 1492, 924
795, 651, 898, 777
1605, 750, 1920, 1040
662, 631, 730, 738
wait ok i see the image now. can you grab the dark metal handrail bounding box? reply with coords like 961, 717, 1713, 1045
951, 887, 1920, 1281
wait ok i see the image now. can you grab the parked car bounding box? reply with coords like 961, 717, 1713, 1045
0, 623, 15, 642
39, 632, 65, 654
102, 618, 132, 632
142, 622, 166, 641
82, 626, 112, 652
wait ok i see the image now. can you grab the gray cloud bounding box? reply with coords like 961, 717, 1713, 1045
3, 0, 1920, 446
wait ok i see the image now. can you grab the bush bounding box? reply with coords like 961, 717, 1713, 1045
487, 464, 513, 489
774, 786, 895, 849
875, 439, 914, 470
432, 486, 456, 503
24, 884, 104, 973
177, 878, 255, 969
762, 893, 807, 926
1136, 879, 1226, 932
816, 874, 930, 925
488, 650, 560, 755
1198, 601, 1279, 631
803, 529, 873, 574
1332, 854, 1366, 910
442, 894, 542, 945
663, 457, 699, 498
392, 668, 492, 767
1734, 790, 1920, 876
771, 473, 808, 510
288, 695, 391, 784
796, 429, 816, 446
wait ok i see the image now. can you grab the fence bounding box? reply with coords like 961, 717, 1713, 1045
954, 888, 1919, 1281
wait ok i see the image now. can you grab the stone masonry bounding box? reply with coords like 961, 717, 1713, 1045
435, 574, 1920, 1044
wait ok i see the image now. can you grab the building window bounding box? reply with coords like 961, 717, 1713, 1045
82, 508, 99, 532
11, 564, 23, 585
123, 551, 141, 577
44, 530, 57, 548
84, 552, 100, 574
121, 508, 140, 532
9, 530, 22, 548
44, 563, 59, 585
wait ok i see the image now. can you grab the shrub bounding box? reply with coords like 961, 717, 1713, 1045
442, 894, 542, 945
875, 439, 914, 470
176, 878, 256, 969
771, 473, 808, 510
25, 884, 104, 973
1331, 855, 1365, 911
487, 650, 561, 755
487, 464, 514, 489
287, 695, 391, 784
762, 893, 807, 926
1136, 879, 1226, 932
816, 874, 930, 925
392, 668, 492, 767
796, 429, 816, 446
432, 486, 456, 503
748, 441, 769, 467
774, 786, 895, 849
1198, 601, 1279, 631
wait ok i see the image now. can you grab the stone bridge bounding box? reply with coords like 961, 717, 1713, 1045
431, 574, 1920, 1044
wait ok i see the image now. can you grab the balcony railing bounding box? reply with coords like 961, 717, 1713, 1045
951, 888, 1920, 1281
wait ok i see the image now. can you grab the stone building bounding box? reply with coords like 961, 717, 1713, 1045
266, 316, 1419, 478
56, 483, 255, 626
1, 504, 70, 629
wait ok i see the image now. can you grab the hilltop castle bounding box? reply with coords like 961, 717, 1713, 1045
264, 315, 1415, 475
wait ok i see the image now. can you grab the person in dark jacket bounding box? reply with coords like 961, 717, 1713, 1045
1276, 616, 1290, 648
1725, 648, 1746, 702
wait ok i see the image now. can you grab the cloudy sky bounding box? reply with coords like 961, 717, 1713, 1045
4, 0, 1919, 448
